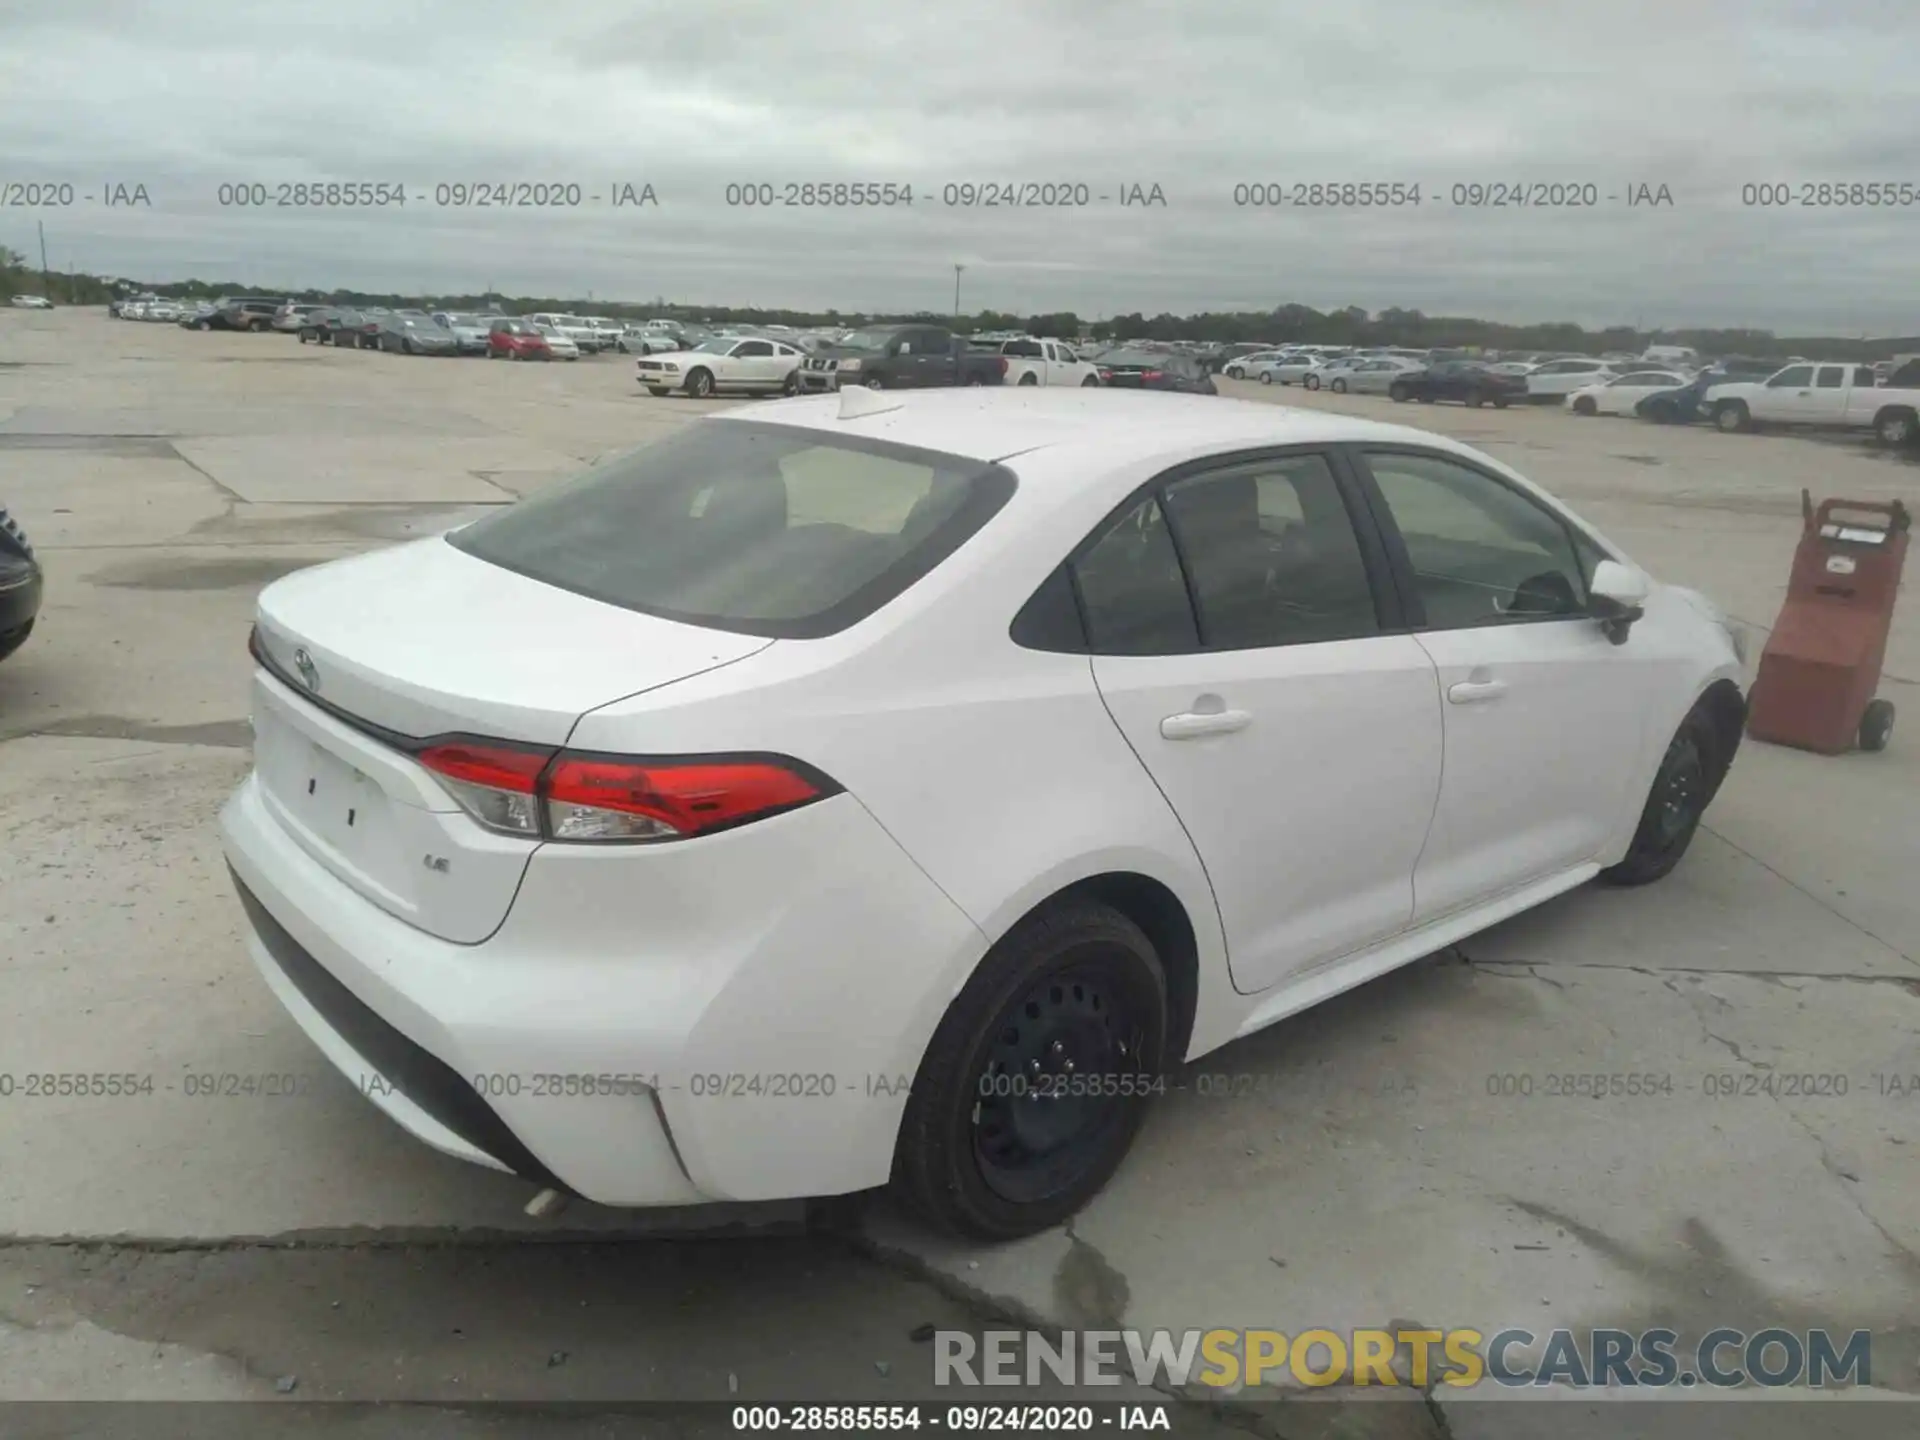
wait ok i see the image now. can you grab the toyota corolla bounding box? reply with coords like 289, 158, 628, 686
222, 388, 1747, 1239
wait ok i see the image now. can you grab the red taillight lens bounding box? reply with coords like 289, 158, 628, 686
545, 757, 824, 841
997, 357, 1008, 376
415, 741, 832, 843
1098, 369, 1112, 381
417, 741, 553, 836
1142, 370, 1163, 382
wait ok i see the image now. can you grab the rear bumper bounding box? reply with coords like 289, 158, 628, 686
219, 771, 984, 1207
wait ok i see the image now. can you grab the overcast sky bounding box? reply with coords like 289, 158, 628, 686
3, 0, 1917, 332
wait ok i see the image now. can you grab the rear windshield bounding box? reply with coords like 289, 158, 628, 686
447, 420, 1017, 639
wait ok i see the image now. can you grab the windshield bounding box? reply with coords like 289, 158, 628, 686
447, 420, 1016, 639
835, 331, 890, 350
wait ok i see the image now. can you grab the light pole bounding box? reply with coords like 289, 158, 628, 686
953, 264, 965, 319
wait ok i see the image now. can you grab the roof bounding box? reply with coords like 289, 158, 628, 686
710, 386, 1469, 465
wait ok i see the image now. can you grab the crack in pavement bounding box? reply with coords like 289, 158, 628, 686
1700, 823, 1919, 970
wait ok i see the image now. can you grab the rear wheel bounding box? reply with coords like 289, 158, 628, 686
1390, 382, 1411, 402
1573, 396, 1597, 415
1466, 389, 1487, 408
1331, 378, 1347, 393
1860, 699, 1895, 752
1225, 366, 1244, 379
1304, 374, 1321, 390
1259, 372, 1274, 385
1600, 709, 1717, 886
1018, 373, 1039, 387
1874, 409, 1917, 446
890, 900, 1168, 1240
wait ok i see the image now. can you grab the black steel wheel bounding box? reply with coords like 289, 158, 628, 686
1601, 710, 1716, 886
892, 900, 1167, 1239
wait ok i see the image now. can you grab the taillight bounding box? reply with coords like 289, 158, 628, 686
996, 357, 1008, 376
1142, 370, 1164, 382
415, 741, 834, 843
1098, 369, 1112, 381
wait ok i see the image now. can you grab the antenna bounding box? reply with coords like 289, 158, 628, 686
838, 385, 905, 420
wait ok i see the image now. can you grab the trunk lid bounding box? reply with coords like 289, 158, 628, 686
249, 537, 773, 941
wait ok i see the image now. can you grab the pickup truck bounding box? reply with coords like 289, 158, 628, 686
980, 337, 1102, 387
796, 325, 1008, 392
1704, 362, 1920, 446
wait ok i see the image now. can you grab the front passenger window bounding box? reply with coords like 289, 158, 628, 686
1363, 451, 1588, 629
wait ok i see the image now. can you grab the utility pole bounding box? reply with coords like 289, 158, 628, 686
38, 220, 50, 300
953, 264, 965, 318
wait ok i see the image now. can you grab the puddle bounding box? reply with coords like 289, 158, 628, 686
89, 555, 323, 591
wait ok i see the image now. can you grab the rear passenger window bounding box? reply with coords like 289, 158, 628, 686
1073, 497, 1198, 654
1162, 455, 1380, 650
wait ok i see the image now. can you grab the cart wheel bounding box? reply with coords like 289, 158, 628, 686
1859, 699, 1895, 752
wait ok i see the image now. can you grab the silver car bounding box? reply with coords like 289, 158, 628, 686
1340, 357, 1427, 395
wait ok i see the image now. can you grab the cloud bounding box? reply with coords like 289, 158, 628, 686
3, 0, 1917, 330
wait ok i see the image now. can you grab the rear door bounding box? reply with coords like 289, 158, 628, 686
1350, 447, 1654, 923
1080, 448, 1443, 994
1803, 364, 1851, 422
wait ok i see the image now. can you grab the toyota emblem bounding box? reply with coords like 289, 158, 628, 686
293, 646, 320, 692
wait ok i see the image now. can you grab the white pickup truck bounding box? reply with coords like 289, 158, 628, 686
1705, 361, 1920, 446
988, 338, 1102, 387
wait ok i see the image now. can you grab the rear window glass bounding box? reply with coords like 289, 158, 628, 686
447, 420, 1016, 639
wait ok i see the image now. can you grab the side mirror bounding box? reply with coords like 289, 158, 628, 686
1589, 559, 1650, 644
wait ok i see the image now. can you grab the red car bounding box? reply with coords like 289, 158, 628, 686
488, 320, 551, 360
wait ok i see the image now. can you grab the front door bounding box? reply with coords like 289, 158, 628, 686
1352, 447, 1654, 924
1081, 450, 1444, 993
1753, 364, 1816, 422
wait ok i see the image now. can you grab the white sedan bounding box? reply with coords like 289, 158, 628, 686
1300, 356, 1373, 391
221, 388, 1748, 1239
1566, 370, 1691, 417
635, 335, 805, 398
1252, 353, 1325, 385
1222, 350, 1286, 379
7, 294, 53, 309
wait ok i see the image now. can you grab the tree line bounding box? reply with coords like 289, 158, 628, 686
1, 250, 1903, 360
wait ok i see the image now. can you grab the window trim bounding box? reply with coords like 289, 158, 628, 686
1344, 444, 1617, 634
1013, 444, 1409, 657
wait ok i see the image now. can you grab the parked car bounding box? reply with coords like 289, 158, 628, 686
636, 336, 806, 398
272, 303, 324, 333
143, 300, 184, 322
1330, 356, 1425, 395
1566, 371, 1692, 417
0, 504, 41, 666
1252, 353, 1326, 385
7, 294, 54, 309
535, 324, 581, 360
1525, 358, 1619, 401
297, 307, 341, 343
202, 298, 284, 332
178, 302, 220, 329
351, 308, 393, 349
585, 318, 624, 351
1486, 361, 1538, 378
797, 326, 1008, 392
1222, 350, 1287, 380
371, 313, 459, 356
1389, 362, 1527, 408
488, 319, 552, 361
430, 313, 497, 355
527, 313, 602, 353
1640, 345, 1701, 371
1703, 362, 1920, 445
1094, 350, 1218, 393
222, 389, 1748, 1239
1300, 356, 1374, 391
989, 338, 1103, 387
617, 326, 678, 355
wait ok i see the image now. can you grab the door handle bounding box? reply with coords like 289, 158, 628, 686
1447, 679, 1508, 704
1160, 709, 1253, 739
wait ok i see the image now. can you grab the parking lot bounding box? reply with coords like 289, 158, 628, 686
2, 307, 1917, 1432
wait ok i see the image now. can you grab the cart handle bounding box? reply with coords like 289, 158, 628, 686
1803, 493, 1911, 535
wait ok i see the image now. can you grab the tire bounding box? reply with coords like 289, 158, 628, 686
1018, 373, 1039, 387
1573, 396, 1597, 416
1874, 409, 1917, 446
864, 375, 885, 390
685, 368, 714, 398
647, 386, 669, 397
782, 370, 800, 396
1390, 382, 1411, 402
1259, 372, 1274, 385
1859, 699, 1895, 752
1225, 366, 1243, 379
1081, 375, 1099, 387
967, 375, 985, 387
195, 321, 210, 331
1466, 390, 1487, 408
1331, 379, 1347, 393
403, 339, 416, 355
890, 899, 1168, 1240
1304, 374, 1321, 390
1600, 709, 1718, 886
0, 617, 34, 664
1714, 401, 1752, 433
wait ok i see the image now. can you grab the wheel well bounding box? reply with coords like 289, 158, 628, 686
1044, 873, 1199, 1063
1873, 404, 1916, 425
1695, 679, 1746, 800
